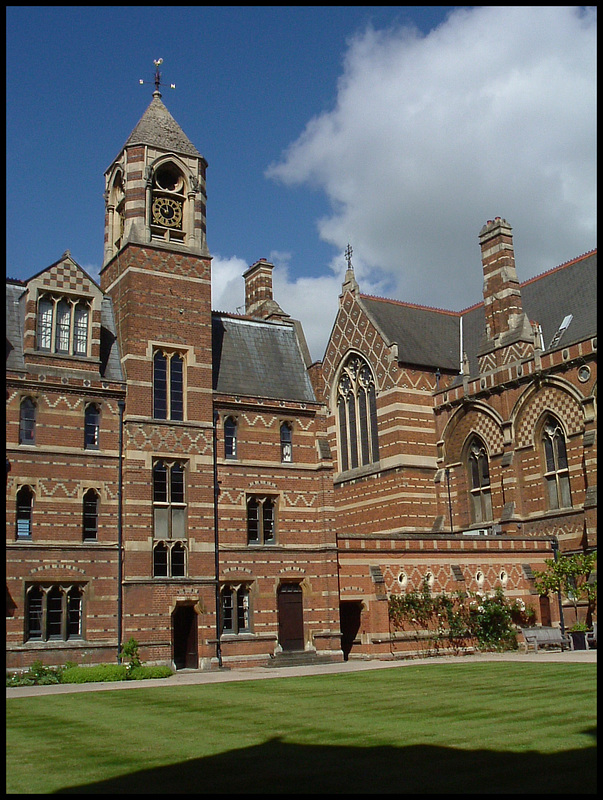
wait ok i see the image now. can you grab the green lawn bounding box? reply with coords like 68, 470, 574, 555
6, 662, 596, 794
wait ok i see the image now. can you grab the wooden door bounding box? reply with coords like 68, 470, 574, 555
277, 583, 304, 651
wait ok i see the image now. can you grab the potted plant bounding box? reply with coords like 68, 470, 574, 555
568, 621, 589, 650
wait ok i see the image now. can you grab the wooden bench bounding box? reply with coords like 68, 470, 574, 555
586, 622, 597, 650
521, 627, 570, 652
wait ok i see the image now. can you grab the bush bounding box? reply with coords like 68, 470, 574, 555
127, 665, 174, 680
60, 664, 128, 684
6, 660, 65, 687
7, 652, 173, 687
389, 584, 526, 652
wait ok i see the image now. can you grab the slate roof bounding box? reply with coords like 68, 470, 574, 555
6, 281, 26, 373
361, 297, 460, 371
359, 250, 597, 378
120, 95, 202, 159
212, 314, 316, 403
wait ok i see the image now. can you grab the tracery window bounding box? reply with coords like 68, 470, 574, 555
153, 351, 184, 420
336, 355, 379, 471
37, 295, 90, 356
542, 417, 572, 509
467, 437, 492, 524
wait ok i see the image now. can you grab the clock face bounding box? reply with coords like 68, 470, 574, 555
152, 196, 183, 228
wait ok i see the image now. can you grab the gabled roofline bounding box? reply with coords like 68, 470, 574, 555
359, 248, 597, 318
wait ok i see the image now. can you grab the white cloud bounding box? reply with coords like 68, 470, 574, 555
265, 6, 596, 357
211, 254, 248, 314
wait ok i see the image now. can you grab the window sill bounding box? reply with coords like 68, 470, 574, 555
334, 460, 382, 485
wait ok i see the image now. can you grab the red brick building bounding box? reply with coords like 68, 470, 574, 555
6, 90, 596, 670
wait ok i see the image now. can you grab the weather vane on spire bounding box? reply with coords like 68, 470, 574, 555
139, 58, 176, 97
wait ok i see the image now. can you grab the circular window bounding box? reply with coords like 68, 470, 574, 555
578, 365, 591, 383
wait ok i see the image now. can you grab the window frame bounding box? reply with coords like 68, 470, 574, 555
542, 417, 572, 510
25, 584, 84, 642
84, 403, 101, 450
36, 294, 90, 357
19, 397, 36, 445
224, 416, 238, 459
336, 355, 379, 472
220, 584, 251, 634
82, 488, 100, 541
246, 495, 277, 545
280, 422, 292, 463
466, 436, 493, 524
153, 349, 185, 420
152, 460, 187, 542
152, 540, 188, 578
16, 485, 34, 539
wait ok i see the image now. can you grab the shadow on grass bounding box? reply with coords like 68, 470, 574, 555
56, 731, 596, 794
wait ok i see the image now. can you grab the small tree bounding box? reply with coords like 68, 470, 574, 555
534, 550, 597, 627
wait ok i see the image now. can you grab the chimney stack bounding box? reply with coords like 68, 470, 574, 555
478, 217, 524, 340
243, 259, 289, 320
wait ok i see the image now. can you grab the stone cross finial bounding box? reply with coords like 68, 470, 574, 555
345, 243, 353, 270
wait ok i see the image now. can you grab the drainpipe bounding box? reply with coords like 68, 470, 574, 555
212, 409, 223, 667
117, 399, 125, 664
551, 537, 566, 649
445, 468, 454, 533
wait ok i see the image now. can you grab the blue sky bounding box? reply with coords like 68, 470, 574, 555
6, 7, 597, 361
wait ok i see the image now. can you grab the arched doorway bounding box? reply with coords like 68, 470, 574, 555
340, 601, 363, 660
277, 583, 304, 651
172, 604, 198, 669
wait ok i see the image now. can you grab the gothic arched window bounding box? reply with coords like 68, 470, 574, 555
336, 355, 379, 472
16, 485, 34, 539
19, 397, 36, 445
280, 422, 292, 463
84, 403, 101, 449
466, 436, 492, 524
224, 417, 237, 459
82, 489, 99, 541
542, 417, 572, 509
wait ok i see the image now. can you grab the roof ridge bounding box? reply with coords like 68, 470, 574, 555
360, 292, 461, 316
520, 248, 597, 287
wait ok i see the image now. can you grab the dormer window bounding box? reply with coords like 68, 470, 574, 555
37, 294, 90, 356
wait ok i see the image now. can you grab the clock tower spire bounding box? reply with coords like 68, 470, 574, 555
102, 62, 209, 266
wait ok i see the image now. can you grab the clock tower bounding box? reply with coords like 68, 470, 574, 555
99, 73, 217, 669
102, 90, 208, 263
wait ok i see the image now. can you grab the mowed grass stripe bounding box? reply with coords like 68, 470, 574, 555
6, 663, 596, 794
